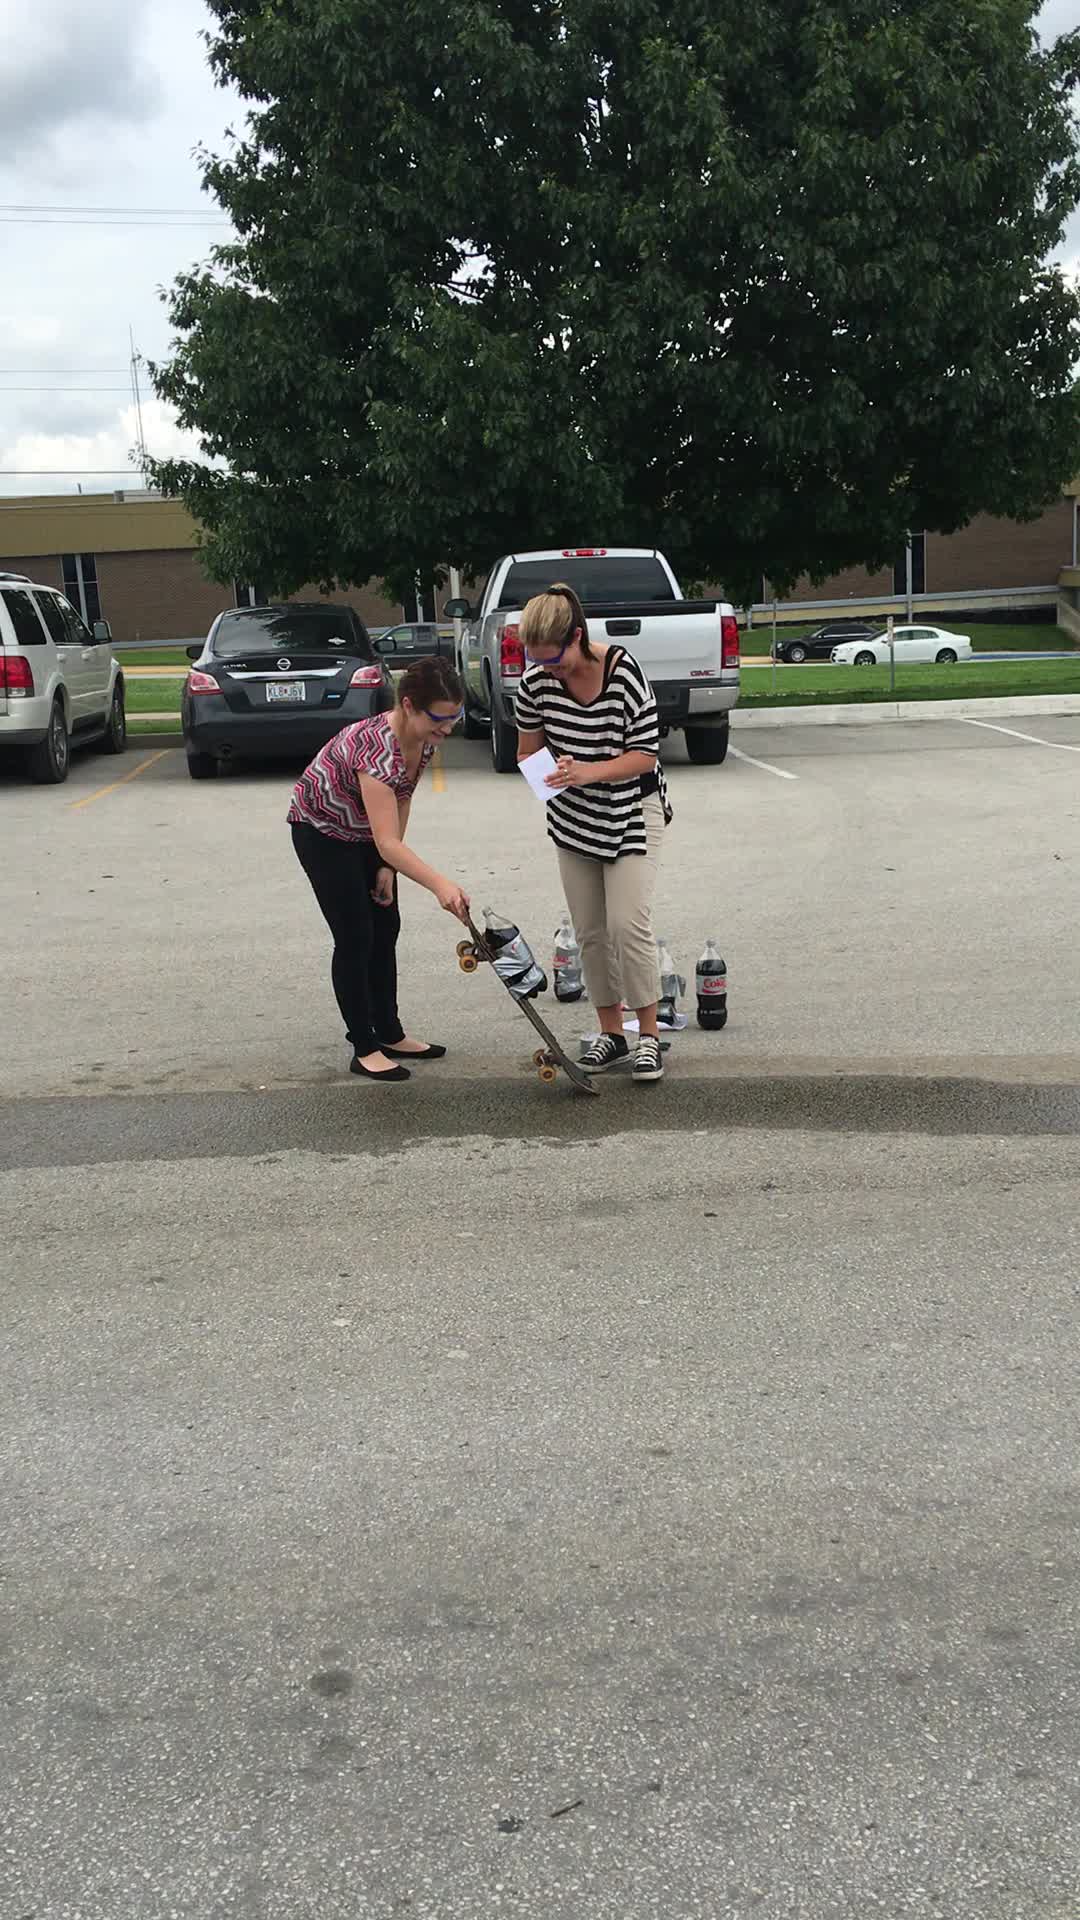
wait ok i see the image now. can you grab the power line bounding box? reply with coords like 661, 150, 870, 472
0, 368, 130, 375
0, 386, 134, 392
0, 216, 229, 228
0, 201, 230, 217
0, 467, 145, 475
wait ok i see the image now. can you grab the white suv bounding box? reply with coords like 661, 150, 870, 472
0, 572, 126, 783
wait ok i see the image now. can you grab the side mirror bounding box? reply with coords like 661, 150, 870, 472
443, 598, 473, 621
186, 644, 203, 662
374, 635, 396, 655
93, 619, 112, 644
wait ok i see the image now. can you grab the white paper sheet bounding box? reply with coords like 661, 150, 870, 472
518, 745, 558, 804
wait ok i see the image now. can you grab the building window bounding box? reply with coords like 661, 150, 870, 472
234, 581, 268, 607
61, 553, 102, 627
893, 533, 926, 597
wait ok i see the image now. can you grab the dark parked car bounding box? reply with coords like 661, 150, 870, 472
374, 621, 455, 666
772, 619, 883, 664
182, 603, 395, 779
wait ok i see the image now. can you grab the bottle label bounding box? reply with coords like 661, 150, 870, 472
699, 976, 727, 994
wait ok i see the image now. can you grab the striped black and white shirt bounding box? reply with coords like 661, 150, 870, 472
515, 647, 672, 862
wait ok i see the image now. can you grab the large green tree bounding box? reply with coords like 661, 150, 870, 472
152, 0, 1080, 604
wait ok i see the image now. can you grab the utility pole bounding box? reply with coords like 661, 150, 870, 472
129, 327, 148, 480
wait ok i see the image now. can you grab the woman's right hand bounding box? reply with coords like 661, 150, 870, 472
434, 876, 470, 922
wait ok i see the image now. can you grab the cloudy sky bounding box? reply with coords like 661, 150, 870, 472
0, 0, 1077, 500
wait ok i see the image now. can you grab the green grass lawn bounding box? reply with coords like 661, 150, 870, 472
117, 646, 195, 667
122, 654, 1080, 728
741, 656, 1080, 706
126, 677, 185, 713
744, 621, 1077, 654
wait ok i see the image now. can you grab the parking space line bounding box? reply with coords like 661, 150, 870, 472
68, 749, 175, 810
729, 744, 798, 781
961, 718, 1080, 753
431, 750, 447, 794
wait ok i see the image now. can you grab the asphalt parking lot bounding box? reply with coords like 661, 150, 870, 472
4, 715, 1080, 1918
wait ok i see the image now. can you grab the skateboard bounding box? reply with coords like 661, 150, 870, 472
456, 915, 599, 1096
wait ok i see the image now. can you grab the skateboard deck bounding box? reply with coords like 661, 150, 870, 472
456, 915, 599, 1096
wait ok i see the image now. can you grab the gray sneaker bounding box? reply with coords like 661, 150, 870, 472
632, 1035, 664, 1082
579, 1033, 630, 1072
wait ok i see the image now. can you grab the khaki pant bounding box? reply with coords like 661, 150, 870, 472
556, 795, 665, 1011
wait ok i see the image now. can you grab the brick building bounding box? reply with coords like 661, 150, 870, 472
0, 484, 1077, 643
0, 491, 410, 643
760, 486, 1080, 623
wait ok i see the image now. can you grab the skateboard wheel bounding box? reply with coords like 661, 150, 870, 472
459, 954, 479, 974
456, 940, 472, 960
538, 1065, 558, 1084
532, 1048, 548, 1068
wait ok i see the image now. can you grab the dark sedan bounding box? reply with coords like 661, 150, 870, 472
772, 619, 883, 663
182, 603, 395, 778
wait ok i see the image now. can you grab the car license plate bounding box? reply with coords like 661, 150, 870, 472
267, 681, 305, 703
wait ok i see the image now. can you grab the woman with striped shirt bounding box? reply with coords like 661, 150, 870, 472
288, 657, 469, 1082
515, 583, 672, 1082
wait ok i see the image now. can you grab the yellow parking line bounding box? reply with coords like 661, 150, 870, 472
69, 749, 174, 810
431, 749, 447, 794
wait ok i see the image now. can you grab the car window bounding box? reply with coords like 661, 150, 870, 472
57, 596, 93, 646
35, 593, 74, 646
499, 556, 675, 608
1, 587, 48, 646
210, 607, 371, 659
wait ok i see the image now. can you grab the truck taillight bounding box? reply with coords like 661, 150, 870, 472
721, 614, 740, 669
500, 622, 524, 676
0, 654, 34, 697
349, 664, 383, 688
561, 548, 607, 557
187, 669, 220, 695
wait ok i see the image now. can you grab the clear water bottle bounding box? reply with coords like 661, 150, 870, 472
483, 906, 548, 999
553, 916, 584, 1003
656, 937, 681, 1028
695, 938, 728, 1029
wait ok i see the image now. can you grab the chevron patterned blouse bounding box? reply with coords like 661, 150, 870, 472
287, 714, 434, 842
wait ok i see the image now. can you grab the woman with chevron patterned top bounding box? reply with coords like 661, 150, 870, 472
288, 657, 469, 1082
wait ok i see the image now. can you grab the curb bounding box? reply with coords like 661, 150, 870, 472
128, 730, 181, 750
734, 694, 1080, 729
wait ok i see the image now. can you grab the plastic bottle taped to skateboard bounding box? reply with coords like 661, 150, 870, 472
482, 906, 547, 1000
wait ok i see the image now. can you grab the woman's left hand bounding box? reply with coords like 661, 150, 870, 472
545, 756, 595, 790
371, 865, 396, 906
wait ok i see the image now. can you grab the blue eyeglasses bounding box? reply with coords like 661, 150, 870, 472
525, 634, 575, 666
423, 705, 464, 726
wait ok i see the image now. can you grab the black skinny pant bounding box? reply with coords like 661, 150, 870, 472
292, 824, 406, 1057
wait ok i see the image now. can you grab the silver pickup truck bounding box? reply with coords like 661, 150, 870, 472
444, 548, 740, 771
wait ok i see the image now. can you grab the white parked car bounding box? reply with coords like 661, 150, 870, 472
831, 624, 974, 667
0, 571, 125, 782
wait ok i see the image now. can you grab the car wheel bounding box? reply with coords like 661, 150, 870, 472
489, 693, 518, 773
28, 698, 70, 784
186, 749, 217, 780
936, 648, 957, 665
463, 702, 487, 739
854, 651, 877, 667
786, 643, 807, 663
685, 720, 730, 765
101, 682, 126, 754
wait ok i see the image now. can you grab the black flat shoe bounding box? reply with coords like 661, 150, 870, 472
350, 1057, 412, 1082
380, 1042, 447, 1061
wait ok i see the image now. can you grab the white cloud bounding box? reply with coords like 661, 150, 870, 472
0, 397, 210, 498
